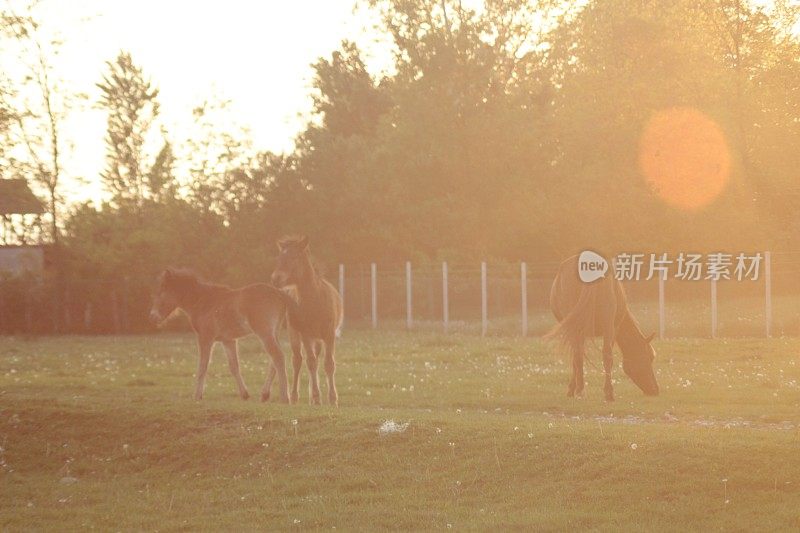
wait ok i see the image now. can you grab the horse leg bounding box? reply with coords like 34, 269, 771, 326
258, 331, 289, 404
289, 327, 303, 404
573, 344, 586, 398
566, 343, 578, 397
222, 339, 249, 400
303, 338, 322, 405
261, 365, 276, 402
323, 334, 338, 406
602, 335, 615, 402
195, 336, 214, 400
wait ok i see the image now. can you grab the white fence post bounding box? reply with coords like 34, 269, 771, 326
658, 271, 665, 340
442, 262, 449, 334
406, 261, 412, 330
338, 264, 345, 330
371, 263, 377, 329
710, 278, 718, 339
481, 261, 488, 337
765, 251, 771, 338
520, 262, 528, 337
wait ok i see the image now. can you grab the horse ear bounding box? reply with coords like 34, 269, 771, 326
163, 268, 173, 279
645, 333, 656, 343
300, 236, 309, 250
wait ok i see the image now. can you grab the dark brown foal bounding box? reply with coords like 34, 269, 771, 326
149, 268, 298, 402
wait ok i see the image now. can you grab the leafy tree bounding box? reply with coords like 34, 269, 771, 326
49, 0, 800, 315
288, 40, 391, 261
290, 1, 554, 261
0, 6, 77, 245
182, 97, 254, 219
146, 138, 177, 203
543, 0, 800, 254
97, 51, 171, 206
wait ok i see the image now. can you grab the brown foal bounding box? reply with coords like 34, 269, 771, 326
269, 236, 343, 406
149, 268, 298, 402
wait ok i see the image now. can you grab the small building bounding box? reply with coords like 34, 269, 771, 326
0, 179, 46, 277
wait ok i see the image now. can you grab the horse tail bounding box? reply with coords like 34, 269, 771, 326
325, 279, 344, 338
545, 284, 597, 352
334, 296, 343, 338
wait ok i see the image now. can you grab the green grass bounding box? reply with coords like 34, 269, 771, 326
2, 331, 800, 531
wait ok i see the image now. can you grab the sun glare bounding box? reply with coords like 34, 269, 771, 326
638, 107, 731, 211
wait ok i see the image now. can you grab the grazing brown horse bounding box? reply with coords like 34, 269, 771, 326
149, 268, 299, 402
548, 255, 659, 400
269, 236, 343, 406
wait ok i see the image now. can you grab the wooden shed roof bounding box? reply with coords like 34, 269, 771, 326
0, 179, 44, 215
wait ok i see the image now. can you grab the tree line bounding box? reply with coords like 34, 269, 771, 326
1, 0, 798, 302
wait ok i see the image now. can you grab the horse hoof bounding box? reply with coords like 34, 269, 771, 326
241, 390, 250, 400
261, 391, 270, 402
290, 394, 299, 404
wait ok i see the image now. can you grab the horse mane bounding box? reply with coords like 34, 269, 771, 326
161, 268, 229, 298
162, 267, 199, 283
277, 235, 306, 248
615, 310, 649, 355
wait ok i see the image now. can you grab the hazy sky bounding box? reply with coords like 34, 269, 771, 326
5, 0, 389, 201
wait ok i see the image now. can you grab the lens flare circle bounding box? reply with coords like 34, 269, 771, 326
639, 107, 731, 210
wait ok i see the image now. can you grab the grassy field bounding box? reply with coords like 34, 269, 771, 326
2, 331, 800, 531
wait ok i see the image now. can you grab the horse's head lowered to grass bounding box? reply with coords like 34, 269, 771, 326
549, 254, 660, 400
620, 330, 659, 396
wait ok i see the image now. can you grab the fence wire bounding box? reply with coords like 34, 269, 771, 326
1, 255, 799, 337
